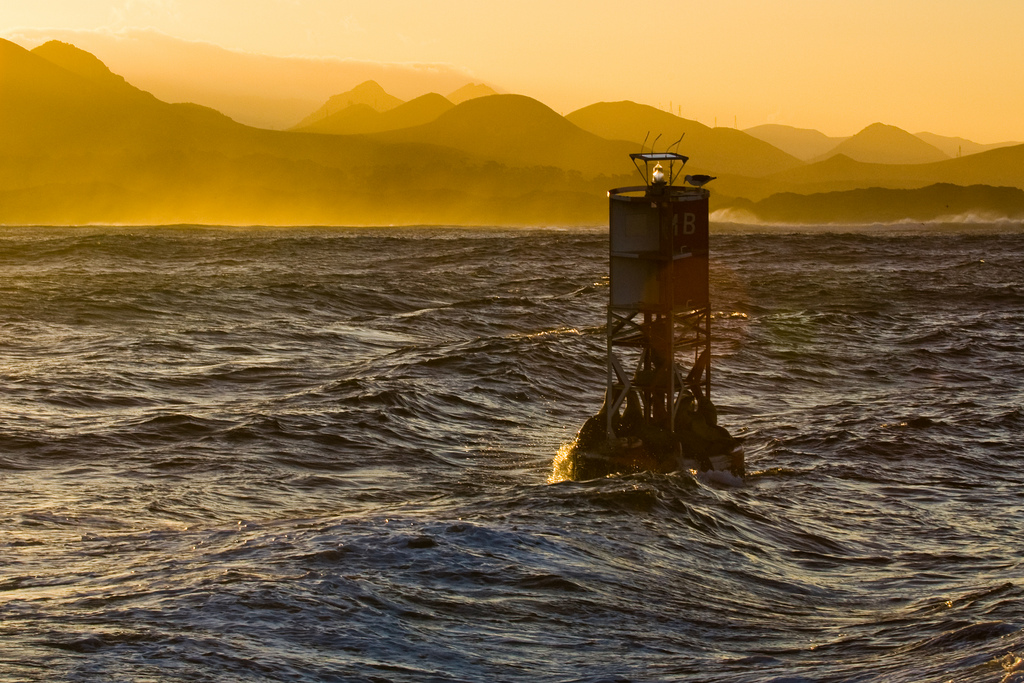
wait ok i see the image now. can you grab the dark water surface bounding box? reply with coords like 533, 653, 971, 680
1, 224, 1023, 682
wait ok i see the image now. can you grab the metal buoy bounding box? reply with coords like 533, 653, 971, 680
560, 150, 743, 480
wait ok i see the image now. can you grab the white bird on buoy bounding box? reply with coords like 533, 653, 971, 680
684, 174, 716, 187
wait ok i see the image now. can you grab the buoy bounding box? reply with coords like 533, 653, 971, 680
561, 150, 743, 480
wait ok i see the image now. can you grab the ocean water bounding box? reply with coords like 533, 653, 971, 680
1, 224, 1022, 682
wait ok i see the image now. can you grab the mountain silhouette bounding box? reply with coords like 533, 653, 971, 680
30, 40, 132, 89
1, 41, 422, 213
920, 143, 1024, 188
566, 101, 802, 177
759, 154, 912, 194
2, 39, 229, 155
914, 131, 1021, 158
0, 40, 622, 225
295, 93, 454, 135
743, 124, 847, 161
376, 94, 636, 174
4, 38, 1023, 226
8, 28, 476, 130
767, 143, 1024, 194
293, 81, 404, 129
817, 123, 948, 165
447, 83, 499, 104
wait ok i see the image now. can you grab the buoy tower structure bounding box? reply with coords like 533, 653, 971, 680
605, 152, 712, 440
556, 150, 741, 480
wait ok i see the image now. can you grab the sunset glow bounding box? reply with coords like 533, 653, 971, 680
3, 0, 1024, 141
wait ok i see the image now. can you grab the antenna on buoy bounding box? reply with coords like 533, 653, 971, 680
668, 135, 685, 183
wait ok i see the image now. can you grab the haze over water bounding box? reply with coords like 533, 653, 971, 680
2, 225, 1022, 681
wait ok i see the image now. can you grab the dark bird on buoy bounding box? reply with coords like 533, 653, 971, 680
684, 174, 717, 187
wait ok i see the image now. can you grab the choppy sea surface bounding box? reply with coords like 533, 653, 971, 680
1, 223, 1023, 682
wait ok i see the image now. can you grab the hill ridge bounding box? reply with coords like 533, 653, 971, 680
293, 80, 404, 129
31, 40, 130, 89
818, 122, 948, 165
447, 83, 498, 104
374, 94, 636, 174
744, 123, 847, 161
567, 101, 803, 178
295, 92, 454, 135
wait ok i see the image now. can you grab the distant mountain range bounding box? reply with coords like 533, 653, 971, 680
375, 94, 636, 174
820, 123, 949, 165
913, 131, 1021, 158
2, 28, 482, 130
746, 122, 1020, 164
298, 80, 405, 121
448, 83, 499, 104
294, 92, 454, 136
0, 39, 625, 225
2, 38, 1023, 226
289, 81, 495, 135
743, 124, 847, 161
566, 101, 802, 178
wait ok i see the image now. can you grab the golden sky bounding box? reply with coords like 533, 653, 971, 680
3, 0, 1022, 142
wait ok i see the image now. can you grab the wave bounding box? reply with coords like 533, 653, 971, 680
2, 226, 1023, 682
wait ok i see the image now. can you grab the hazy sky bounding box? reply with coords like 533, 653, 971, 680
3, 0, 1022, 141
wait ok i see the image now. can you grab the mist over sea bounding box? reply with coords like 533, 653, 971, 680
1, 224, 1023, 682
